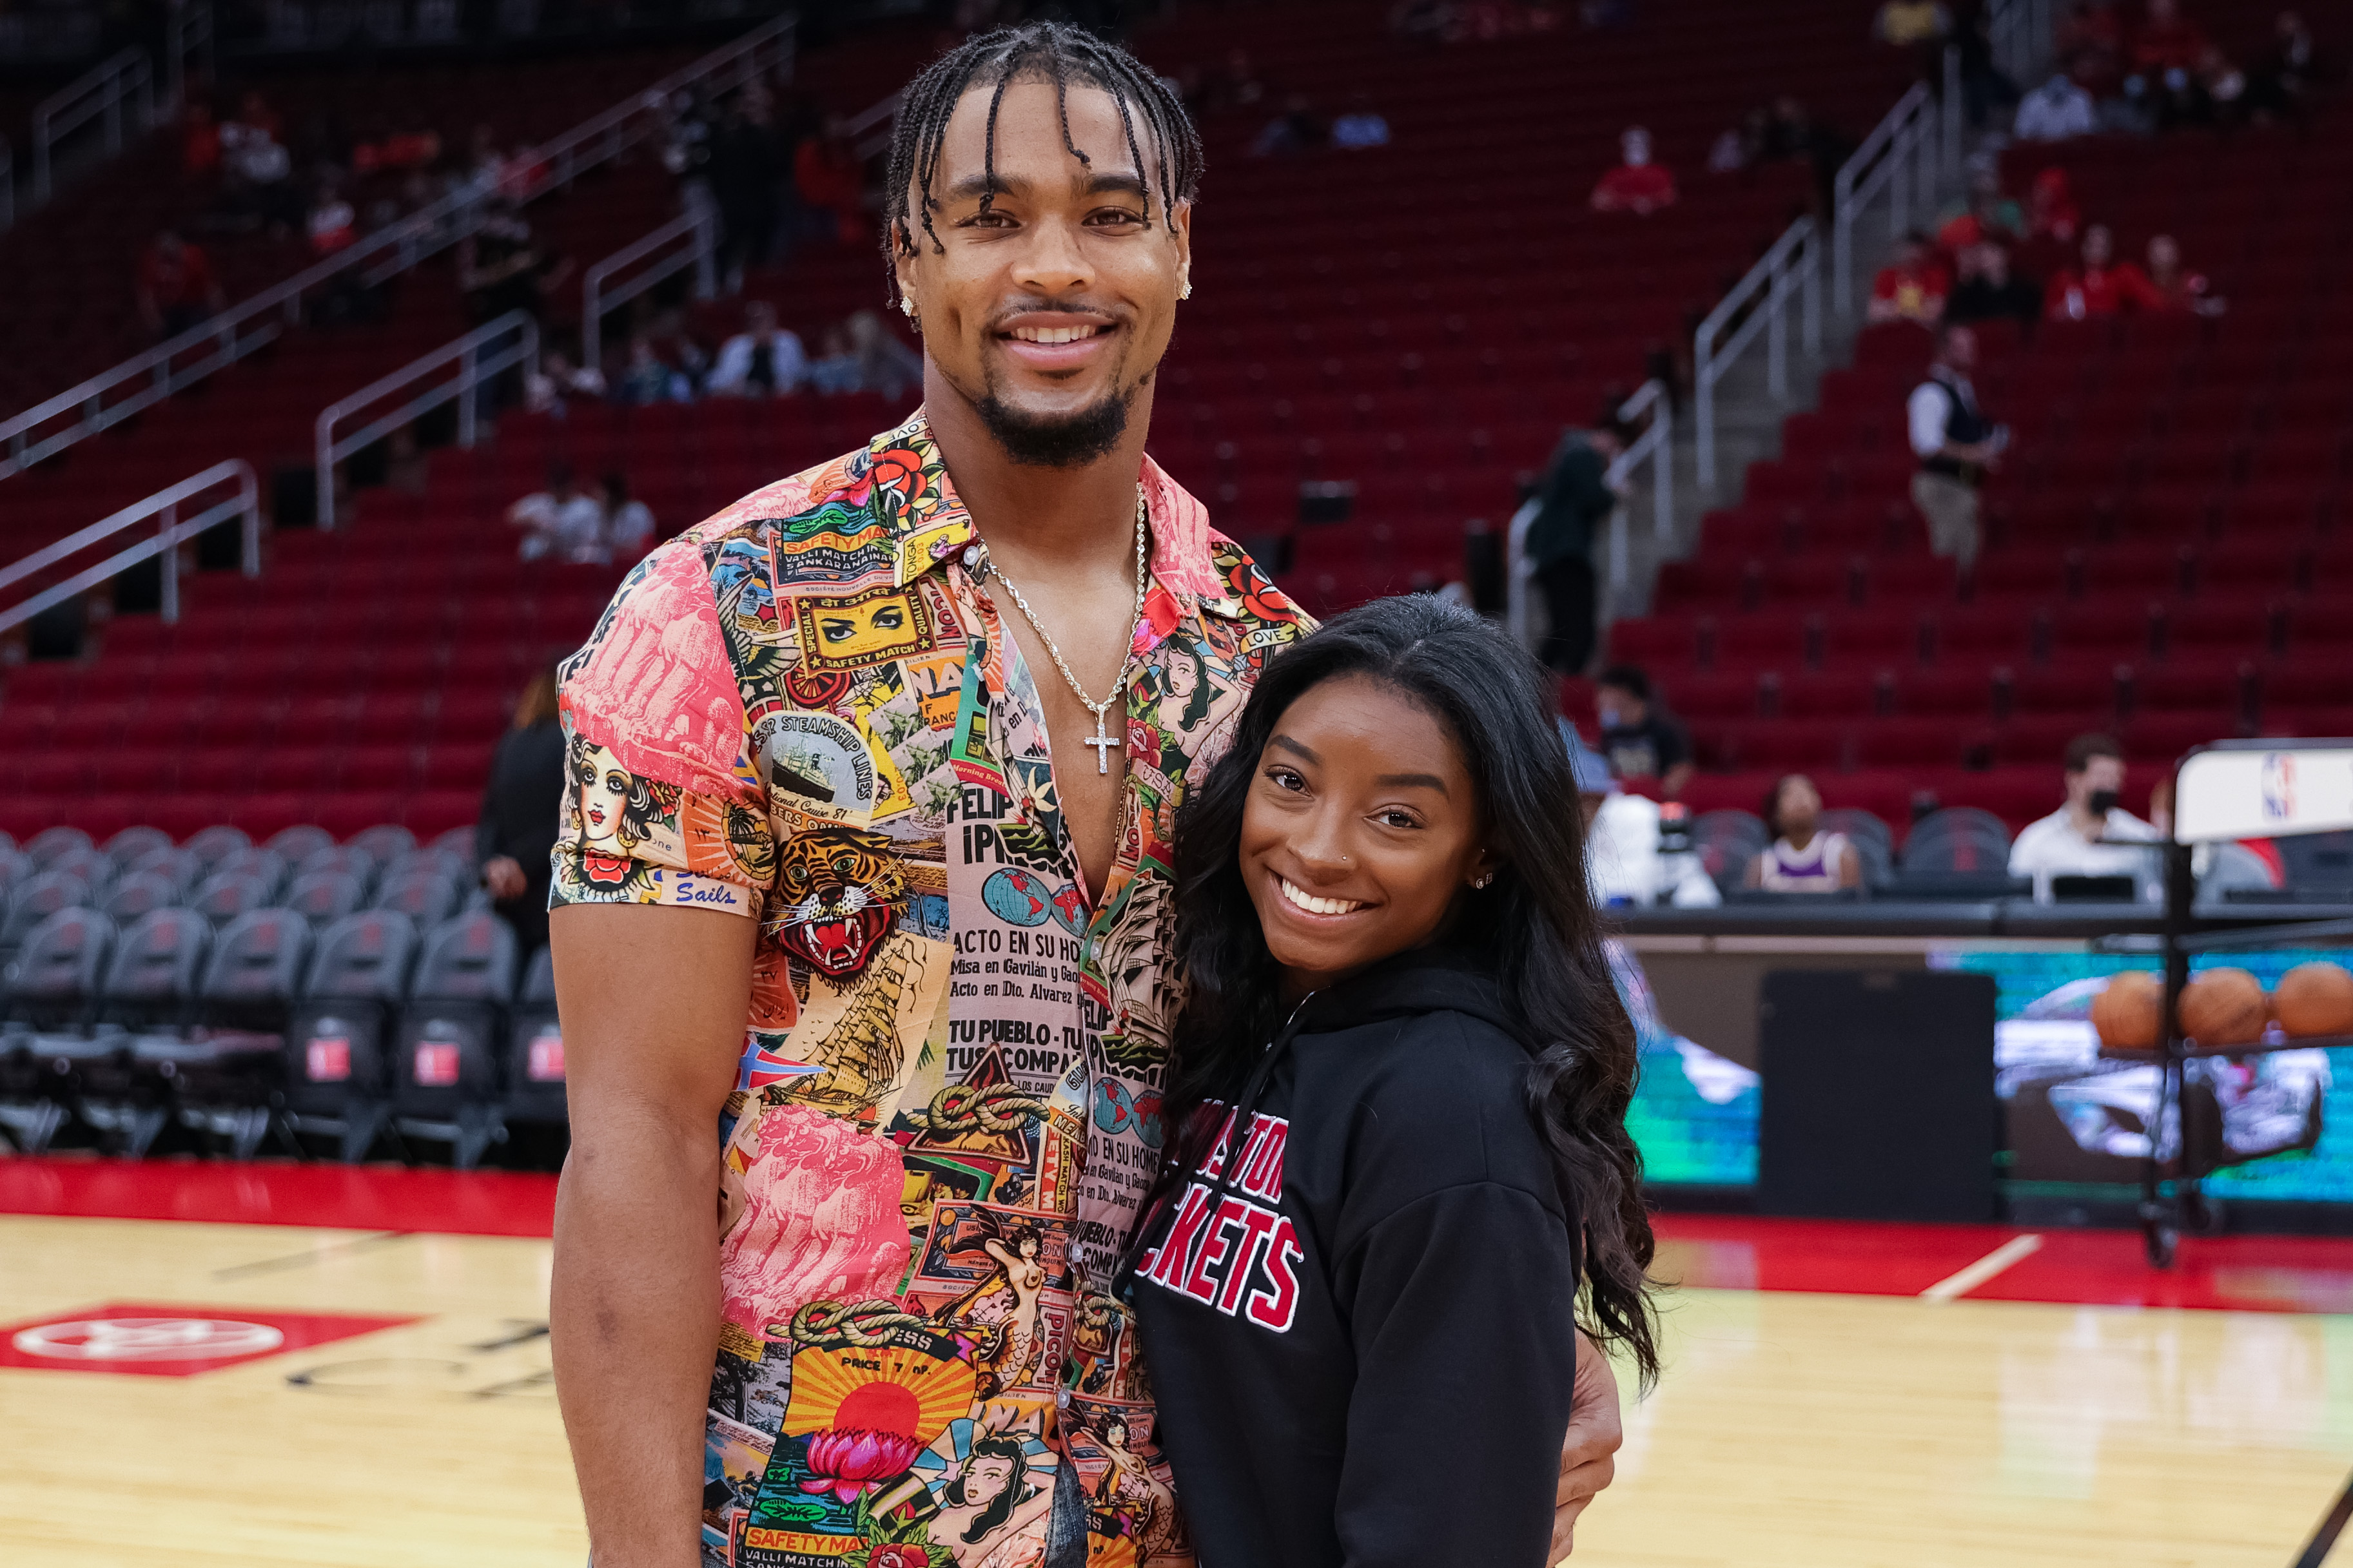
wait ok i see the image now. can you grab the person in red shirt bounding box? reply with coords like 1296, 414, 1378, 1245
2131, 0, 2211, 75
794, 116, 869, 246
135, 229, 226, 341
2044, 224, 2165, 319
2145, 233, 2223, 315
1588, 126, 1677, 214
1868, 230, 1953, 325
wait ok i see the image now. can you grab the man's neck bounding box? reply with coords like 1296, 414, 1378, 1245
2067, 802, 2107, 840
924, 371, 1157, 578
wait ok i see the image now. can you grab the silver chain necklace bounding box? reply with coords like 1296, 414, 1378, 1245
973, 489, 1149, 775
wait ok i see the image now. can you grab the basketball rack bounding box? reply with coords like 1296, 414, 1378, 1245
2093, 739, 2353, 1267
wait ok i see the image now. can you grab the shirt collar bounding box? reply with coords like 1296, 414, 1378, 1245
871, 408, 1239, 620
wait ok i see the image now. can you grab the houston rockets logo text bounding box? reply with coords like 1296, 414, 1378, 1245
1137, 1108, 1302, 1332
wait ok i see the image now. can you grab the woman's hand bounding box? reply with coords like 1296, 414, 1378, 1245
1551, 1331, 1624, 1561
483, 855, 529, 901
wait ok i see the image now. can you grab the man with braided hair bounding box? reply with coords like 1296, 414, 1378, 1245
549, 23, 1623, 1568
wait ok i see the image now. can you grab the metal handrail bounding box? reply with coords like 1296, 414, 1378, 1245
1507, 379, 1670, 646
848, 90, 904, 159
32, 46, 154, 205
315, 312, 540, 532
581, 208, 718, 380
0, 11, 796, 484
1694, 217, 1822, 490
1830, 81, 1937, 320
166, 2, 216, 119
0, 461, 259, 637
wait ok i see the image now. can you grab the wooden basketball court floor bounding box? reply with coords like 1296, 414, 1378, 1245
4, 1159, 2350, 1568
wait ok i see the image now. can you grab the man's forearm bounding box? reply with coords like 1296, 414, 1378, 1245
553, 1115, 725, 1568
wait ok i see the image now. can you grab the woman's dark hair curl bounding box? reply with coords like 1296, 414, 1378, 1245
1164, 594, 1659, 1388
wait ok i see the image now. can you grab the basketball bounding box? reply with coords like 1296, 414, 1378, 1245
2178, 968, 2269, 1047
2091, 971, 2162, 1050
2274, 963, 2353, 1038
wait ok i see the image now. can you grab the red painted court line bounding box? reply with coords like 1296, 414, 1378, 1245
1652, 1214, 2353, 1314
0, 1156, 558, 1237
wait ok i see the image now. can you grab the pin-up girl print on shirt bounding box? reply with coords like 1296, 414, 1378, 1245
567, 731, 685, 889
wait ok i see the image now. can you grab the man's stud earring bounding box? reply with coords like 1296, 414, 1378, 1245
900, 296, 917, 318
1178, 280, 1193, 300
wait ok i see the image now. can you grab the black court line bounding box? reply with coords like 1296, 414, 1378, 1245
211, 1230, 411, 1280
2295, 1467, 2353, 1568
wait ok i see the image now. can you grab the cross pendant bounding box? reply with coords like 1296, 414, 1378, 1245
1082, 711, 1122, 774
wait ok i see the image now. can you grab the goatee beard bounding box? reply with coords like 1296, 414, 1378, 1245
975, 387, 1134, 468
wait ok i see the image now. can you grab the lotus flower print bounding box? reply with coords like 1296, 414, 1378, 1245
799, 1428, 923, 1503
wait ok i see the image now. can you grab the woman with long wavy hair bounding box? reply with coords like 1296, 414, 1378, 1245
1121, 593, 1657, 1565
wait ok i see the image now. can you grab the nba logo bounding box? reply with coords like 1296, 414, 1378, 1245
414, 1040, 461, 1087
306, 1036, 351, 1083
2262, 753, 2296, 820
527, 1026, 565, 1083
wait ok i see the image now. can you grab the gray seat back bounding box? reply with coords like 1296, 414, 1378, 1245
350, 824, 418, 864
124, 845, 204, 896
192, 871, 275, 925
204, 908, 315, 1002
23, 826, 95, 866
104, 825, 175, 866
5, 869, 93, 947
5, 907, 114, 1006
104, 908, 213, 1005
102, 870, 182, 925
413, 912, 517, 1003
518, 944, 556, 1006
297, 844, 379, 891
265, 825, 336, 864
286, 869, 368, 925
373, 867, 460, 926
211, 847, 289, 903
183, 824, 254, 867
306, 909, 421, 1002
1900, 809, 2015, 873
46, 845, 114, 897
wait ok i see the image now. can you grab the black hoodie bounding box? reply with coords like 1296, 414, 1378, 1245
1126, 949, 1583, 1568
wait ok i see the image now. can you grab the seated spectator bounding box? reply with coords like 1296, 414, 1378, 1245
2008, 732, 2160, 902
1744, 775, 1863, 892
2245, 10, 2322, 124
1589, 126, 1676, 214
2045, 224, 2163, 319
1706, 108, 1771, 173
1935, 163, 2025, 251
1573, 731, 1720, 909
219, 114, 297, 233
794, 117, 868, 246
1594, 664, 1693, 799
2130, 0, 2211, 78
2025, 166, 2081, 244
613, 334, 693, 405
2056, 0, 2128, 100
1330, 92, 1392, 150
464, 122, 508, 195
2016, 70, 2099, 139
524, 349, 607, 416
459, 200, 569, 326
1946, 242, 2044, 328
135, 229, 225, 342
804, 309, 923, 400
508, 465, 607, 563
1251, 95, 1328, 157
306, 183, 357, 256
601, 474, 656, 561
2144, 234, 2223, 315
1868, 231, 1952, 326
708, 301, 808, 397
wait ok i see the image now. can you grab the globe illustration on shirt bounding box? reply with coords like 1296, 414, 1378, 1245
982, 867, 1053, 927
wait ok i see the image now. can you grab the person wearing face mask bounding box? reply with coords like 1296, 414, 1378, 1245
2007, 731, 2161, 902
1592, 664, 1693, 800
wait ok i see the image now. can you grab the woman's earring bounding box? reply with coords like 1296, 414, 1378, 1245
1472, 871, 1495, 889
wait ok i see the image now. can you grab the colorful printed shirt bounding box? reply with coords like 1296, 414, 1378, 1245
552, 410, 1310, 1568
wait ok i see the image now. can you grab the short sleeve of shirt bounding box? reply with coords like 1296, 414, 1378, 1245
549, 537, 775, 919
1652, 713, 1692, 771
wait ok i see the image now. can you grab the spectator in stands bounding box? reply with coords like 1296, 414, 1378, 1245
708, 301, 809, 398
1909, 324, 2004, 572
805, 309, 923, 400
2130, 0, 2212, 79
459, 200, 571, 328
1946, 242, 2044, 329
1330, 92, 1392, 150
509, 464, 607, 563
2057, 0, 2128, 101
1251, 94, 1328, 157
135, 229, 225, 342
1526, 409, 1630, 676
601, 475, 656, 562
219, 111, 297, 233
1589, 126, 1676, 214
1762, 96, 1853, 216
793, 117, 868, 246
1594, 664, 1694, 799
708, 95, 783, 293
1744, 775, 1863, 892
1868, 231, 1951, 327
1574, 730, 1720, 908
524, 349, 607, 417
1953, 6, 2023, 128
2246, 10, 2322, 124
2008, 732, 2161, 902
613, 334, 693, 405
2145, 235, 2223, 315
306, 182, 357, 256
1935, 162, 2024, 252
2044, 224, 2162, 320
2015, 69, 2099, 139
1706, 108, 1771, 173
477, 663, 567, 966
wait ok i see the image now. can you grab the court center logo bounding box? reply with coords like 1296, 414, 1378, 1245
14, 1317, 286, 1362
